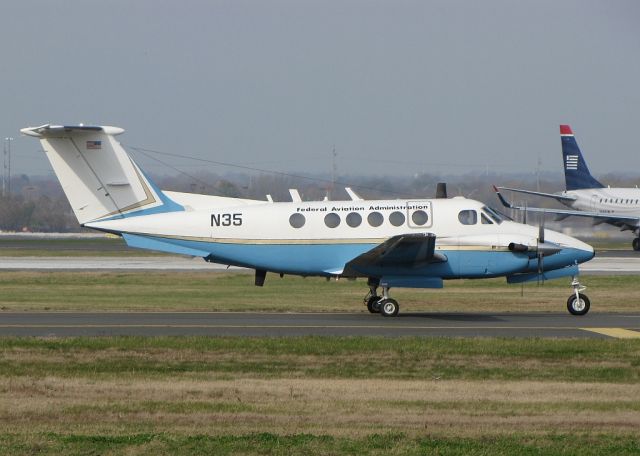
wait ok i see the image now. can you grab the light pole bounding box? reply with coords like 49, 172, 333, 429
5, 137, 13, 196
2, 138, 6, 197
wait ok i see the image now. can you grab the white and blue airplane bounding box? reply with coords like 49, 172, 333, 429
21, 124, 595, 315
496, 125, 640, 251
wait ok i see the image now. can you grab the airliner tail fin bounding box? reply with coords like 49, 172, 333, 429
560, 124, 604, 190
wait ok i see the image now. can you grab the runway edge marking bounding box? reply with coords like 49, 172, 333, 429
581, 328, 640, 339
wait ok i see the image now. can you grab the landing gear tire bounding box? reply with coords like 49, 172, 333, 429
633, 238, 640, 251
367, 296, 381, 313
380, 298, 399, 317
567, 293, 590, 316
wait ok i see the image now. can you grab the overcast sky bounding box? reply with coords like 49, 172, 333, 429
1, 0, 639, 178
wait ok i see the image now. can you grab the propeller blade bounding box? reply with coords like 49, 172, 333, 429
538, 213, 545, 244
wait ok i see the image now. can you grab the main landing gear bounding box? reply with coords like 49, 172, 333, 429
364, 278, 399, 317
633, 237, 640, 252
567, 276, 590, 316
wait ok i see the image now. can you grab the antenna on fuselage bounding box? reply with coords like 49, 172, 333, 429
435, 182, 448, 199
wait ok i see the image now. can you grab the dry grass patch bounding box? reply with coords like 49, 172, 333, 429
2, 377, 640, 437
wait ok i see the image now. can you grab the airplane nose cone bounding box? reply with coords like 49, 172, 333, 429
543, 230, 594, 266
575, 244, 595, 264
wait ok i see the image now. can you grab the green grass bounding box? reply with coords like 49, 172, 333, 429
1, 271, 640, 312
2, 336, 640, 382
3, 337, 640, 454
1, 432, 639, 456
0, 237, 166, 256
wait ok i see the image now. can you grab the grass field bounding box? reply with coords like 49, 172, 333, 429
0, 237, 166, 257
1, 337, 640, 455
0, 270, 639, 313
1, 240, 640, 454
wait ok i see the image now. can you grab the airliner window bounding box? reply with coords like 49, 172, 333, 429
289, 213, 306, 229
368, 212, 384, 227
324, 212, 341, 228
481, 213, 493, 224
389, 211, 405, 226
411, 210, 429, 226
458, 210, 477, 225
346, 212, 362, 228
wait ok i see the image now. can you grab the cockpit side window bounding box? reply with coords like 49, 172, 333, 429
482, 206, 504, 224
458, 210, 477, 225
481, 213, 493, 224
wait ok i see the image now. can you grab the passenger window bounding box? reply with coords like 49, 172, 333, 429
389, 211, 405, 227
346, 212, 362, 228
289, 213, 306, 229
411, 210, 429, 226
368, 212, 384, 227
481, 213, 493, 224
458, 210, 477, 225
324, 212, 341, 228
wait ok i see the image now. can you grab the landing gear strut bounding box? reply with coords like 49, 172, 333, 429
363, 278, 400, 316
567, 276, 590, 316
364, 278, 381, 313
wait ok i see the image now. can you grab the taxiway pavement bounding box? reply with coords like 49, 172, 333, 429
1, 311, 640, 338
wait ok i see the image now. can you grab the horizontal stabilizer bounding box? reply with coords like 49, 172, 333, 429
122, 233, 210, 257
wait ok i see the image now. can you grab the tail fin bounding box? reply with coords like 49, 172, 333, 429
560, 125, 604, 190
21, 124, 182, 224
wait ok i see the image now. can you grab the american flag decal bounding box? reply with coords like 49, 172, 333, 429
86, 140, 102, 149
565, 154, 578, 170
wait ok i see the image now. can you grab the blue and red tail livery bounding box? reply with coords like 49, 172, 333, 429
560, 124, 604, 191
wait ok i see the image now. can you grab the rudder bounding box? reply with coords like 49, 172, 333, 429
21, 124, 182, 224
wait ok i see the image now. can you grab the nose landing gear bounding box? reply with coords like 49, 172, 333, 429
567, 277, 590, 316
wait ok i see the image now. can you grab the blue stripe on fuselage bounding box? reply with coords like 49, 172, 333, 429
119, 233, 587, 280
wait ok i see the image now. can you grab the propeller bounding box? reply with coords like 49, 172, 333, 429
537, 215, 545, 283
535, 213, 563, 284
507, 211, 561, 285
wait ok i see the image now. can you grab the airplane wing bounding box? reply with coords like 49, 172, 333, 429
495, 186, 576, 203
341, 233, 447, 276
494, 186, 640, 224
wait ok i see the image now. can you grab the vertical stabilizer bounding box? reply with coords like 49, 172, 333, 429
21, 124, 182, 224
560, 125, 604, 190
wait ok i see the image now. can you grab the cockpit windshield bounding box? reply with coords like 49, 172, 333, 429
482, 206, 504, 224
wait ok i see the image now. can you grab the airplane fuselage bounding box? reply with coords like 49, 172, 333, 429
86, 195, 593, 282
561, 188, 640, 222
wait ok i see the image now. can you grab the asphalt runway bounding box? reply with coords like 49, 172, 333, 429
0, 252, 639, 273
1, 311, 640, 338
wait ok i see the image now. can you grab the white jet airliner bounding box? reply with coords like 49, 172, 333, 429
21, 124, 595, 315
495, 125, 640, 251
